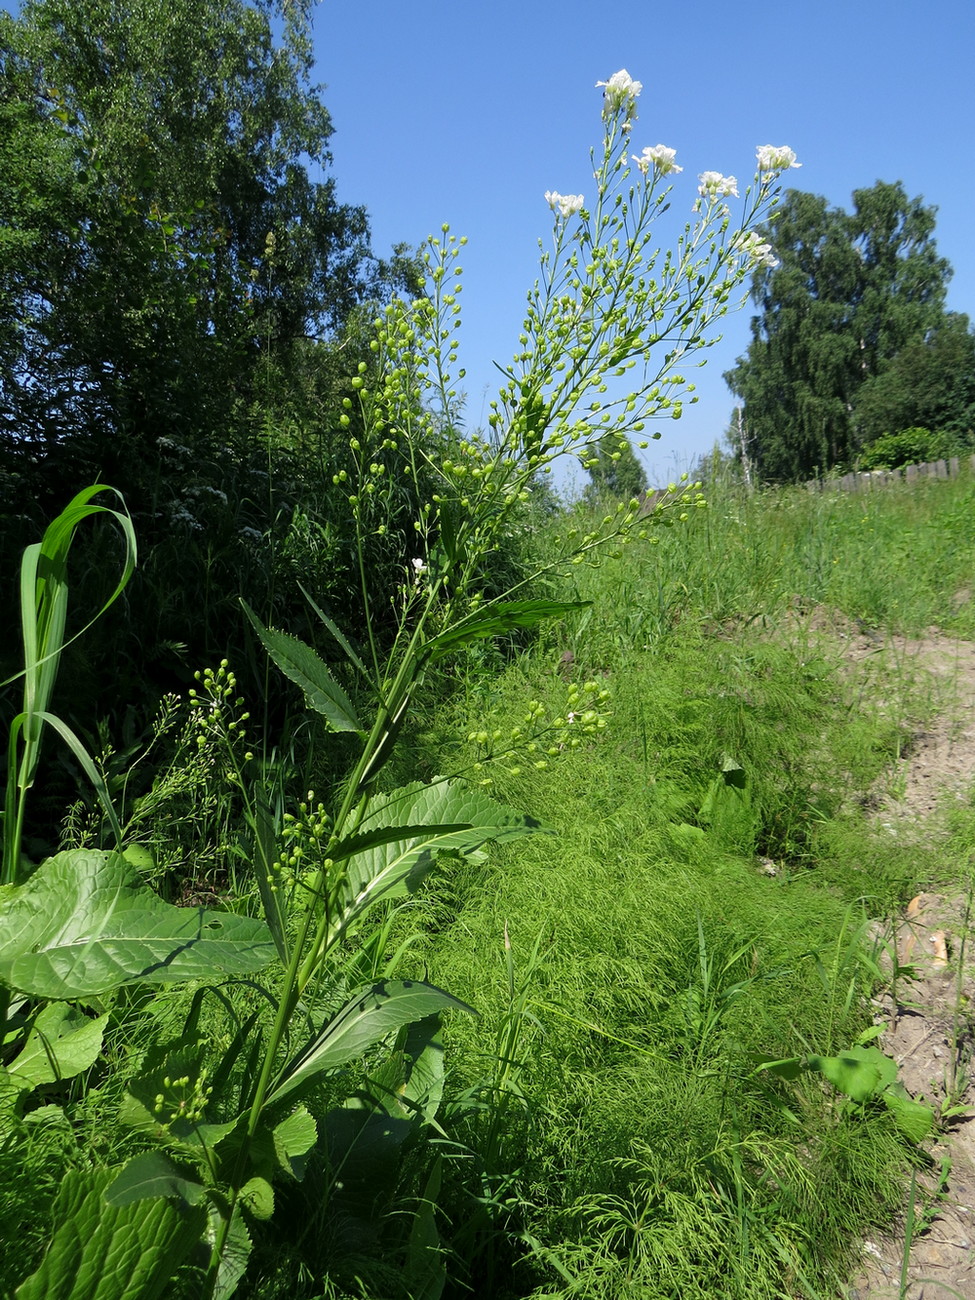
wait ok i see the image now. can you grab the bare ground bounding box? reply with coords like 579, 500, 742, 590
785, 606, 975, 1299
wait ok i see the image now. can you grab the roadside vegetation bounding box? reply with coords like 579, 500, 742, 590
4, 467, 975, 1299
3, 4, 975, 1296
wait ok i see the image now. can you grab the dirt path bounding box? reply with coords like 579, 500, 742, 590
801, 617, 975, 1299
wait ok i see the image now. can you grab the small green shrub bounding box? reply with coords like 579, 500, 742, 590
859, 426, 955, 470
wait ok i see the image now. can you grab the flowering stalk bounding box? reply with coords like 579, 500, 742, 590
208, 68, 799, 1296
320, 76, 804, 793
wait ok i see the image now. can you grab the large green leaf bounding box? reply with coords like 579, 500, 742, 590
241, 601, 361, 732
267, 980, 473, 1107
329, 780, 547, 938
0, 850, 276, 999
104, 1152, 206, 1208
15, 1168, 204, 1300
425, 600, 590, 663
757, 1045, 934, 1143
806, 1046, 894, 1103
5, 1002, 108, 1090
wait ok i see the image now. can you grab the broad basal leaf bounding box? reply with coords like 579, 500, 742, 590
15, 1168, 204, 1300
267, 980, 473, 1107
0, 850, 276, 999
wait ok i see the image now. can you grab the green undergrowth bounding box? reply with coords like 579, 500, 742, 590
392, 610, 940, 1299
306, 475, 975, 1299
564, 470, 975, 640
5, 474, 975, 1300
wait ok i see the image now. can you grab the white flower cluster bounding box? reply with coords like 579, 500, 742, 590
632, 144, 682, 176
595, 68, 642, 129
542, 71, 800, 286
697, 171, 739, 199
732, 230, 779, 268
756, 145, 801, 172
168, 504, 203, 531
544, 190, 585, 218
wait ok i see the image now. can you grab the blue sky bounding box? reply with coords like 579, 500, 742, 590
311, 0, 975, 488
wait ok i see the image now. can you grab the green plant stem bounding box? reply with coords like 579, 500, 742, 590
207, 579, 450, 1292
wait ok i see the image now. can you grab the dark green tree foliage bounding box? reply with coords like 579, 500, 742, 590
583, 431, 649, 503
0, 0, 385, 481
855, 312, 975, 446
725, 183, 951, 482
0, 0, 437, 796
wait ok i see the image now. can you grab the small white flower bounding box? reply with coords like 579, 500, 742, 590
188, 484, 228, 505
595, 69, 642, 127
411, 557, 427, 574
544, 190, 585, 218
698, 171, 739, 198
169, 505, 203, 531
632, 144, 682, 176
756, 145, 801, 172
733, 230, 779, 268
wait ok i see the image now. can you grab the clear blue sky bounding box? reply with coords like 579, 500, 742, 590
310, 0, 975, 488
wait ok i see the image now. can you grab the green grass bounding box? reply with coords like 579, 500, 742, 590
379, 474, 975, 1299
4, 471, 975, 1300
633, 471, 975, 638
395, 611, 924, 1298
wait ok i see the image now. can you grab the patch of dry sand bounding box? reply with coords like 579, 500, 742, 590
784, 612, 975, 1299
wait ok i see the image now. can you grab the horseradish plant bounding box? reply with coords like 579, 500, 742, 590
4, 70, 798, 1299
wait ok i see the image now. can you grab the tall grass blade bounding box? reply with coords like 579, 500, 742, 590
2, 485, 136, 885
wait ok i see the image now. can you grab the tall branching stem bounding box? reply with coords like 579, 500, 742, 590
206, 74, 800, 1293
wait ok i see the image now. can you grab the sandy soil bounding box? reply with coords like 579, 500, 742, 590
785, 607, 975, 1299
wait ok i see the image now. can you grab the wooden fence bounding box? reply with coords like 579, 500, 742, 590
804, 455, 975, 494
